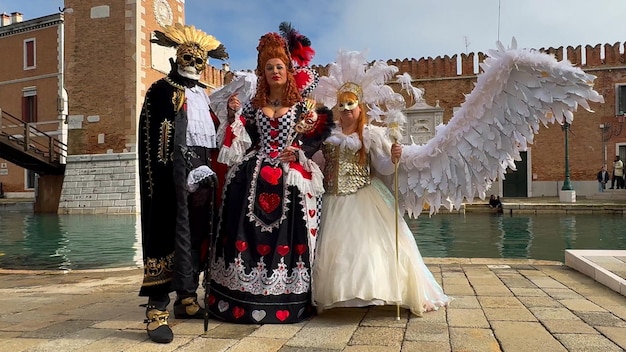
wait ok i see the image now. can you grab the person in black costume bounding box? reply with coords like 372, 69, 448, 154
138, 23, 228, 344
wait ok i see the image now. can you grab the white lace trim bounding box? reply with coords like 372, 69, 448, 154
186, 165, 216, 193
217, 117, 251, 166
211, 254, 310, 295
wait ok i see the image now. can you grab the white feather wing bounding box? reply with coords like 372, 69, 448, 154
400, 42, 604, 218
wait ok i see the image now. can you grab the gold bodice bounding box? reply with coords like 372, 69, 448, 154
322, 142, 370, 195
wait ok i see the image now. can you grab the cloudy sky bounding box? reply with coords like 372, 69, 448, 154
2, 0, 626, 71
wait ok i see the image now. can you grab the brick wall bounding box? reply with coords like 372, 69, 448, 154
313, 42, 626, 182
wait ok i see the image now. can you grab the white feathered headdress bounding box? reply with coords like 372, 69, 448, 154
312, 50, 401, 111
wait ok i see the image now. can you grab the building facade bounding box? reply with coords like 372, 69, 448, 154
0, 12, 65, 198
0, 0, 227, 212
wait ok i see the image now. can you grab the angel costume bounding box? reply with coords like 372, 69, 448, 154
312, 125, 451, 315
311, 43, 603, 316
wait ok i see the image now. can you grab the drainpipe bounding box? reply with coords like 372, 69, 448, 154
58, 15, 68, 164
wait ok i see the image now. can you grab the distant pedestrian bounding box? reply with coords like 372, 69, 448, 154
609, 155, 624, 189
597, 165, 610, 192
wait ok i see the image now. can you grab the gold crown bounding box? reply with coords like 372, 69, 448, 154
338, 82, 363, 102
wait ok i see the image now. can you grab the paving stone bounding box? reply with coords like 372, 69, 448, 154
518, 269, 549, 277
25, 327, 124, 352
499, 277, 537, 288
361, 307, 409, 327
517, 296, 562, 308
446, 309, 489, 328
287, 322, 358, 349
347, 326, 404, 347
558, 299, 606, 312
410, 307, 447, 323
205, 323, 259, 339
596, 326, 626, 350
440, 284, 474, 295
528, 307, 581, 321
344, 346, 400, 352
528, 277, 568, 289
543, 288, 584, 300
76, 329, 147, 351
491, 321, 566, 352
401, 340, 451, 352
449, 327, 500, 352
483, 308, 537, 322
441, 274, 470, 283
279, 347, 341, 352
541, 319, 597, 334
555, 333, 623, 352
0, 338, 48, 352
478, 296, 525, 308
20, 319, 98, 339
574, 311, 626, 327
404, 322, 448, 342
508, 287, 548, 297
176, 337, 238, 352
473, 285, 514, 296
124, 335, 192, 351
226, 337, 287, 352
250, 323, 304, 339
443, 296, 480, 309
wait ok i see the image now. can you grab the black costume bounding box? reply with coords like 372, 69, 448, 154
138, 23, 227, 344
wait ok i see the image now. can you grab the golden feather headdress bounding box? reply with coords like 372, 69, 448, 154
152, 23, 229, 60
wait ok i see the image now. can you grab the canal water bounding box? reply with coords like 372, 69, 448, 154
0, 212, 625, 270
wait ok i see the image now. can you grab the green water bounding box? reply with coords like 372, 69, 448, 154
0, 212, 625, 270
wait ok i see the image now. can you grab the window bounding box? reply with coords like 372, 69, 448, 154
22, 88, 37, 123
616, 84, 626, 116
24, 38, 36, 69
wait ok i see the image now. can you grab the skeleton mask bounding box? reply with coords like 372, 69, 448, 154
176, 43, 207, 80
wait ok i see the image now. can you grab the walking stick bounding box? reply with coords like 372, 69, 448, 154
203, 174, 219, 332
393, 153, 400, 321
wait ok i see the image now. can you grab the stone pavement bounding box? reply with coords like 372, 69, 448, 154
2, 258, 626, 352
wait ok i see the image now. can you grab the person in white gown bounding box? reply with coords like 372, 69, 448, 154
312, 84, 452, 316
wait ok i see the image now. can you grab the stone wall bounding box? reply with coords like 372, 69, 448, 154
58, 153, 138, 214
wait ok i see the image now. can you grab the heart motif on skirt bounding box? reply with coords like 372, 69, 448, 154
269, 119, 280, 128
260, 166, 282, 185
276, 310, 290, 321
206, 295, 216, 306
269, 151, 279, 158
258, 192, 281, 213
252, 310, 267, 322
235, 240, 248, 252
295, 244, 307, 255
218, 300, 229, 312
233, 306, 245, 319
257, 244, 271, 256
277, 245, 290, 257
310, 228, 317, 236
308, 209, 316, 217
269, 130, 279, 138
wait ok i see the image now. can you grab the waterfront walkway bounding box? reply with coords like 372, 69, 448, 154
1, 195, 625, 351
1, 259, 626, 352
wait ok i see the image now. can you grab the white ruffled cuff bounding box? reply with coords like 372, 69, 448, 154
217, 117, 252, 166
186, 165, 216, 193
